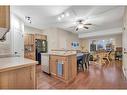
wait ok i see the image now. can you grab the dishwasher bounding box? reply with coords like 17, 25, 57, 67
41, 53, 50, 74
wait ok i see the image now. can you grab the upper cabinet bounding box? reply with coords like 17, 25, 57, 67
0, 6, 10, 41
35, 34, 47, 40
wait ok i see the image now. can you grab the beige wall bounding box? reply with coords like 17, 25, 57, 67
43, 28, 79, 52
24, 25, 43, 34
24, 26, 79, 53
79, 34, 122, 51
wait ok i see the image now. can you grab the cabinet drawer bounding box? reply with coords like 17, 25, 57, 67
50, 56, 67, 62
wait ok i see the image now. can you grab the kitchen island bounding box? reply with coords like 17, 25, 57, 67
50, 51, 77, 83
0, 57, 37, 89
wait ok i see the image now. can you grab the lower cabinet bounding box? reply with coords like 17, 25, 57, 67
50, 61, 57, 76
0, 65, 36, 89
50, 55, 77, 83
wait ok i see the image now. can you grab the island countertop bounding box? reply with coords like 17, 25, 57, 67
49, 53, 76, 56
49, 50, 77, 57
0, 57, 37, 72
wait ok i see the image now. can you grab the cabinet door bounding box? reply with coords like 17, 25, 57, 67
41, 35, 47, 40
50, 59, 57, 76
15, 66, 36, 89
24, 34, 28, 45
0, 65, 36, 89
0, 6, 10, 28
66, 55, 77, 81
0, 70, 16, 89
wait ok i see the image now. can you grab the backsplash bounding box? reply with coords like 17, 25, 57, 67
0, 42, 11, 55
0, 32, 11, 55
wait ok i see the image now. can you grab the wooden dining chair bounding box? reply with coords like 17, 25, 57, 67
102, 52, 111, 65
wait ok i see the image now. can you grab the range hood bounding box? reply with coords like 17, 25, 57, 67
0, 28, 9, 42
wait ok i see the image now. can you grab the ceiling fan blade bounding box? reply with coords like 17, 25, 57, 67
76, 28, 79, 31
84, 26, 89, 29
68, 26, 74, 28
84, 23, 92, 25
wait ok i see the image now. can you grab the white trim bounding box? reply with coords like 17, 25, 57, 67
79, 27, 122, 38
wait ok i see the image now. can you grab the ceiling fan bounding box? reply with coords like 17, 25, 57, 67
70, 19, 92, 32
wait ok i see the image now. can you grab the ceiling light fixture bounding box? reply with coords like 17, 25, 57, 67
57, 12, 70, 21
77, 24, 84, 29
61, 14, 65, 18
25, 16, 32, 24
58, 17, 61, 21
73, 22, 76, 25
66, 12, 69, 17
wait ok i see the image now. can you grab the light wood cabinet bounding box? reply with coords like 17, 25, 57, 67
24, 34, 47, 60
0, 6, 10, 41
0, 65, 36, 89
0, 6, 10, 28
35, 34, 47, 40
24, 34, 35, 45
50, 54, 77, 83
24, 34, 35, 60
50, 61, 57, 75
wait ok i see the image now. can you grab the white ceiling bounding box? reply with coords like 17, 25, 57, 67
11, 6, 124, 34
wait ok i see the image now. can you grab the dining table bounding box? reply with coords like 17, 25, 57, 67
77, 53, 84, 61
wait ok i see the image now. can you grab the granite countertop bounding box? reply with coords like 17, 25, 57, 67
50, 53, 76, 56
41, 52, 76, 56
0, 57, 37, 72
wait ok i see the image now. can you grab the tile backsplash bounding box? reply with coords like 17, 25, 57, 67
0, 30, 12, 55
0, 42, 11, 55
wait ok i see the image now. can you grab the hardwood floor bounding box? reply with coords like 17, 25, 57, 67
36, 61, 127, 89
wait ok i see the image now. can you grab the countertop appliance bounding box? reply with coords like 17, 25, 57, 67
41, 53, 50, 74
35, 39, 47, 64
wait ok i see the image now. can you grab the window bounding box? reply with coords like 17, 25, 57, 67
97, 40, 106, 50
90, 40, 96, 52
90, 39, 115, 52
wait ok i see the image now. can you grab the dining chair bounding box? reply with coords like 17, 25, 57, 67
77, 53, 90, 71
82, 53, 90, 70
77, 59, 84, 71
77, 55, 84, 71
101, 52, 111, 65
86, 53, 90, 66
